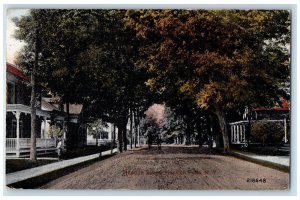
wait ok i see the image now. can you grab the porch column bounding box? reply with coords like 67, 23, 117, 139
62, 121, 66, 140
236, 125, 240, 143
14, 111, 21, 157
108, 124, 112, 141
137, 124, 140, 146
233, 125, 236, 143
284, 118, 287, 143
230, 125, 233, 143
240, 125, 243, 143
42, 116, 47, 139
243, 124, 246, 143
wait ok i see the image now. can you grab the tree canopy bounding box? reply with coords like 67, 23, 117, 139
125, 10, 290, 151
14, 9, 290, 153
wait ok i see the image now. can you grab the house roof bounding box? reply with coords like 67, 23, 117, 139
42, 97, 83, 115
64, 104, 83, 115
41, 99, 60, 112
6, 62, 30, 81
254, 99, 290, 111
254, 107, 289, 111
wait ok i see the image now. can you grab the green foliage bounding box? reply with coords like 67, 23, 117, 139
87, 119, 108, 138
13, 9, 290, 151
125, 10, 290, 111
6, 159, 57, 174
140, 117, 160, 137
159, 106, 185, 138
48, 124, 63, 138
251, 121, 285, 145
125, 10, 290, 150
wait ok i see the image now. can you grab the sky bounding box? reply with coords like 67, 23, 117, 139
5, 8, 166, 122
6, 9, 29, 64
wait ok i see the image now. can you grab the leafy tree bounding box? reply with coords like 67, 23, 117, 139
13, 9, 53, 160
125, 10, 290, 152
14, 9, 290, 155
38, 10, 103, 149
77, 10, 155, 152
87, 119, 108, 147
140, 116, 160, 147
14, 10, 148, 153
14, 9, 88, 152
159, 106, 185, 142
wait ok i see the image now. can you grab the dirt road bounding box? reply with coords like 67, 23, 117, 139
41, 145, 289, 190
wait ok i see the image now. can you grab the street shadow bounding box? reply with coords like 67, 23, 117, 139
133, 146, 221, 156
135, 156, 215, 161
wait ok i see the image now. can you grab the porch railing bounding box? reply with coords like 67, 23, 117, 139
229, 121, 247, 145
6, 138, 16, 150
6, 138, 56, 150
87, 139, 113, 146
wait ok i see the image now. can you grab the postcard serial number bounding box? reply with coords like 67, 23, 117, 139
247, 178, 266, 183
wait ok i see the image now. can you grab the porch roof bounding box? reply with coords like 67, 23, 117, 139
7, 104, 50, 118
6, 63, 30, 81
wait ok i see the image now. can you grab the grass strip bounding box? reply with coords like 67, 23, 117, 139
7, 153, 116, 189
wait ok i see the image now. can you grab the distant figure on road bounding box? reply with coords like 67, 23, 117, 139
147, 132, 152, 149
56, 137, 62, 160
157, 134, 162, 150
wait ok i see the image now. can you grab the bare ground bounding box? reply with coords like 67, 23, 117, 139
40, 145, 289, 190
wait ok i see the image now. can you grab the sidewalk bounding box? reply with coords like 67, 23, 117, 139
230, 150, 290, 172
6, 148, 118, 186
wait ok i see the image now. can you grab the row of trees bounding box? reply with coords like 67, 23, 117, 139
14, 10, 154, 160
14, 9, 290, 160
140, 106, 218, 147
124, 10, 290, 152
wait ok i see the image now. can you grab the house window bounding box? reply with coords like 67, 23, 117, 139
10, 120, 23, 138
7, 82, 16, 104
101, 131, 109, 139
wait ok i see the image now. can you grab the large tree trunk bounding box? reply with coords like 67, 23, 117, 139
134, 107, 139, 148
207, 113, 213, 153
30, 69, 37, 161
129, 108, 133, 149
30, 28, 38, 161
184, 116, 192, 145
123, 122, 127, 151
215, 105, 230, 153
117, 124, 123, 153
65, 101, 70, 150
195, 120, 202, 147
95, 134, 98, 147
111, 124, 115, 154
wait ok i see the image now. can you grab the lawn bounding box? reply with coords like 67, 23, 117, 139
6, 144, 116, 174
60, 144, 115, 159
6, 159, 57, 174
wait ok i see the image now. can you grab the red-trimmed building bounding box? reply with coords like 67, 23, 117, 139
6, 63, 30, 105
6, 62, 87, 157
253, 100, 290, 120
229, 100, 290, 147
6, 63, 53, 157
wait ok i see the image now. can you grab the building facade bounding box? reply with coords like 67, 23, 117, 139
229, 102, 290, 147
6, 63, 54, 157
6, 63, 87, 157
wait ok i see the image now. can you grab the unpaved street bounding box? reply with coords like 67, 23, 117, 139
41, 146, 289, 190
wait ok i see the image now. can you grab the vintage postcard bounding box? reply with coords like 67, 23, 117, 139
5, 7, 291, 191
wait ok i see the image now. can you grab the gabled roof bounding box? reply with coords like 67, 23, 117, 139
41, 99, 60, 112
6, 62, 30, 81
254, 100, 290, 111
43, 97, 83, 115
64, 104, 83, 115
